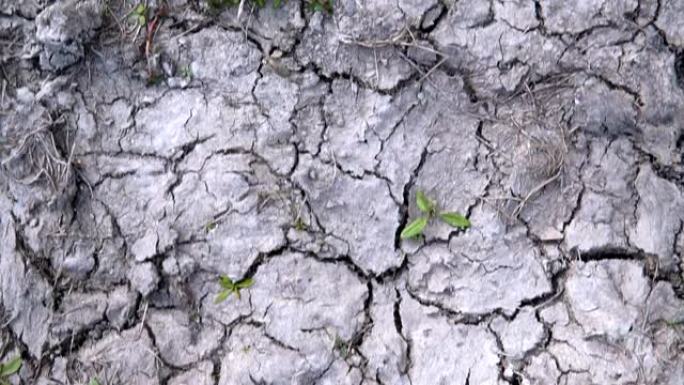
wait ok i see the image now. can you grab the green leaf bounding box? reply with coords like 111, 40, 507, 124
400, 217, 428, 239
309, 0, 323, 12
665, 319, 684, 327
205, 221, 217, 232
0, 356, 22, 377
207, 0, 224, 9
333, 336, 349, 357
235, 277, 254, 289
439, 212, 471, 229
214, 289, 231, 304
89, 378, 101, 385
133, 3, 146, 15
415, 191, 435, 214
274, 0, 282, 7
294, 217, 307, 231
323, 0, 334, 13
181, 66, 192, 79
219, 276, 235, 290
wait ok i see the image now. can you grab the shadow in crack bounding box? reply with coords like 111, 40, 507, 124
674, 49, 684, 90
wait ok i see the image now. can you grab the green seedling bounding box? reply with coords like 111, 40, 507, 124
204, 221, 218, 233
307, 0, 333, 13
333, 336, 350, 357
665, 319, 684, 327
215, 276, 255, 303
0, 356, 22, 385
293, 216, 307, 231
130, 3, 148, 27
179, 65, 192, 79
400, 191, 471, 239
145, 71, 164, 86
207, 0, 229, 9
88, 378, 101, 385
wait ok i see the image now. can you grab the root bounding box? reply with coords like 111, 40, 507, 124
1, 114, 76, 195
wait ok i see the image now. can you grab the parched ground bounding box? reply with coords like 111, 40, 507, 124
1, 0, 683, 384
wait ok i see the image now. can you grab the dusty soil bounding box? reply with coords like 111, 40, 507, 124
1, 0, 683, 384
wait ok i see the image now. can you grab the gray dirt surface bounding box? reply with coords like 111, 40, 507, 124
1, 0, 683, 384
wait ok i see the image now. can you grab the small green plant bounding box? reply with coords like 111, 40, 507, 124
204, 221, 218, 233
0, 355, 22, 385
400, 191, 471, 239
145, 72, 164, 86
333, 336, 350, 357
665, 319, 684, 328
130, 3, 148, 27
293, 216, 307, 231
307, 0, 333, 13
88, 378, 101, 385
215, 276, 255, 303
179, 65, 192, 80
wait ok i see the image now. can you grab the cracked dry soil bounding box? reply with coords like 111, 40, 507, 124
1, 0, 684, 384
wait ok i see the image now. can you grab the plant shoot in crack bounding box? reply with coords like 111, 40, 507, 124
307, 0, 334, 13
179, 65, 192, 80
333, 335, 350, 358
290, 198, 309, 232
293, 216, 307, 231
204, 221, 218, 233
0, 355, 21, 385
400, 191, 471, 239
215, 276, 255, 303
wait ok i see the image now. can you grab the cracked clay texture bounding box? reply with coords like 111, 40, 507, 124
1, 0, 684, 384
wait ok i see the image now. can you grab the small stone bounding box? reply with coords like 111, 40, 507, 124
490, 307, 545, 358
78, 327, 159, 385
62, 253, 95, 280
50, 292, 107, 344
177, 255, 197, 277
162, 256, 180, 276
146, 309, 223, 367
565, 260, 649, 339
127, 262, 160, 296
35, 0, 103, 71
539, 227, 564, 242
131, 231, 158, 262
106, 286, 139, 330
